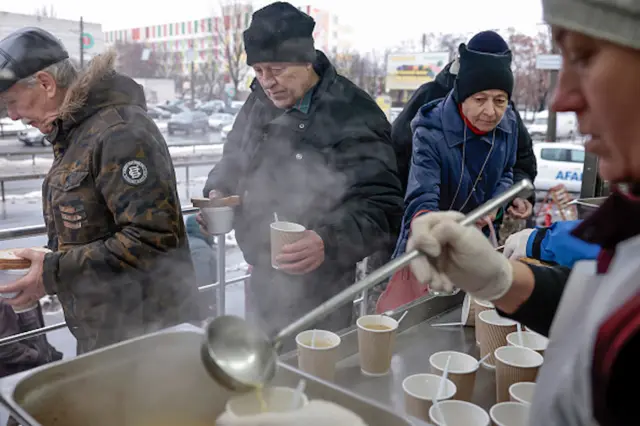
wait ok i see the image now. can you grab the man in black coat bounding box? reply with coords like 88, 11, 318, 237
392, 31, 537, 216
200, 2, 403, 339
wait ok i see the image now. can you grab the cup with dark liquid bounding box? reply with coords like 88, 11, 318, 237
356, 315, 399, 376
295, 329, 341, 381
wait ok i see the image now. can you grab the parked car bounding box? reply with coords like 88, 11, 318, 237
167, 111, 209, 135
0, 118, 28, 137
527, 111, 579, 140
208, 113, 235, 130
147, 107, 172, 120
18, 127, 49, 146
158, 103, 190, 115
199, 100, 226, 115
533, 142, 585, 194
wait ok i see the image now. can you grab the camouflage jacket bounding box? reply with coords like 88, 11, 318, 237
41, 51, 201, 353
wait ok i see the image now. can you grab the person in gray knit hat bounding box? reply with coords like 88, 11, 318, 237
405, 1, 640, 425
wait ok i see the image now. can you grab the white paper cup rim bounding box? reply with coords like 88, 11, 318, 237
474, 299, 494, 309
509, 382, 536, 404
494, 346, 544, 368
357, 314, 398, 332
490, 401, 530, 425
461, 293, 471, 323
429, 350, 479, 374
402, 373, 456, 401
296, 329, 341, 350
506, 331, 548, 350
429, 400, 490, 425
270, 221, 306, 232
478, 309, 517, 327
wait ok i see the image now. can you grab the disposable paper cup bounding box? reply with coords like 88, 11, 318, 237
494, 346, 543, 403
506, 331, 548, 356
402, 373, 456, 421
201, 206, 234, 235
461, 293, 474, 326
477, 310, 517, 369
270, 221, 306, 269
490, 402, 530, 426
473, 299, 494, 344
509, 382, 536, 405
357, 315, 398, 376
429, 350, 478, 402
428, 400, 490, 426
296, 329, 341, 381
225, 386, 309, 417
0, 270, 37, 313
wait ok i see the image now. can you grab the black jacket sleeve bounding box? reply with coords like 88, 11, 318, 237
511, 107, 538, 204
498, 264, 571, 336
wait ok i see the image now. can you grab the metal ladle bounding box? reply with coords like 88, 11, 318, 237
201, 179, 535, 392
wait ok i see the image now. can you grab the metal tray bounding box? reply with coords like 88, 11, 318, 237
282, 292, 497, 415
0, 324, 420, 426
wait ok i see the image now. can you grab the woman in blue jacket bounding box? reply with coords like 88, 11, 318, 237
395, 39, 518, 256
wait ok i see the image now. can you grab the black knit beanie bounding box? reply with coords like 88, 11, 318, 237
243, 2, 316, 66
454, 43, 514, 103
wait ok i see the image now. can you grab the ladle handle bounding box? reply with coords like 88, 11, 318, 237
274, 179, 534, 343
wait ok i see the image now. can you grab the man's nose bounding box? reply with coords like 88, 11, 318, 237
7, 107, 19, 121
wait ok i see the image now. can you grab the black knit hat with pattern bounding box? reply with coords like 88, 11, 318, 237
453, 42, 514, 103
243, 2, 316, 66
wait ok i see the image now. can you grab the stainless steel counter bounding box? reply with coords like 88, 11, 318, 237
282, 293, 498, 420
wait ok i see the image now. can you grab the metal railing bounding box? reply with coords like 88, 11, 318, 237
0, 210, 370, 347
0, 158, 221, 202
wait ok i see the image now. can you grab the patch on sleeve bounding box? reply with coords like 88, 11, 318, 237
122, 160, 149, 186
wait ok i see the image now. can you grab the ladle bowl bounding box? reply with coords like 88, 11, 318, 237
201, 316, 277, 392
202, 179, 535, 392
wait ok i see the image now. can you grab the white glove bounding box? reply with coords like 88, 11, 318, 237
406, 211, 513, 301
216, 400, 368, 426
503, 228, 535, 260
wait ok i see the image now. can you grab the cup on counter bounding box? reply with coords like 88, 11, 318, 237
509, 382, 536, 405
402, 373, 456, 421
428, 400, 490, 426
0, 269, 37, 313
356, 314, 398, 376
489, 401, 530, 426
494, 346, 543, 403
506, 331, 548, 356
472, 299, 495, 344
429, 350, 479, 402
270, 221, 306, 270
477, 310, 517, 369
225, 386, 309, 417
296, 329, 341, 381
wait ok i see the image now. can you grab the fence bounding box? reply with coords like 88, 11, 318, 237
0, 206, 369, 348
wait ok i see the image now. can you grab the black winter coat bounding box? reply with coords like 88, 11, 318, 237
204, 51, 403, 334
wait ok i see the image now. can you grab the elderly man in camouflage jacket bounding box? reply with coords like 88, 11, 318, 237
0, 28, 201, 353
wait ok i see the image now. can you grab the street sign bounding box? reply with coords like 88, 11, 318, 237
81, 32, 94, 50
225, 83, 236, 98
536, 54, 562, 70
141, 49, 151, 61
186, 49, 196, 63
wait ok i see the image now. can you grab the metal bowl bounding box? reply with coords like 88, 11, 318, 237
201, 315, 278, 392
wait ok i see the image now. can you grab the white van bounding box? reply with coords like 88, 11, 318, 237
533, 142, 585, 194
527, 111, 579, 140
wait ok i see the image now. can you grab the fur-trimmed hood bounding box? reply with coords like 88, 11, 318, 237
58, 49, 146, 128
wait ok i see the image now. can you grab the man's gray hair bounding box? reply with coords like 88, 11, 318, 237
19, 58, 78, 89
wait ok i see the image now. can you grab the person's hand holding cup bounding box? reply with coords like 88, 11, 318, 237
272, 224, 325, 275
196, 190, 224, 235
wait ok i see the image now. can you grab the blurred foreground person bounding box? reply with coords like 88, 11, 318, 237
201, 2, 403, 336
407, 0, 640, 422
185, 214, 218, 317
0, 28, 201, 353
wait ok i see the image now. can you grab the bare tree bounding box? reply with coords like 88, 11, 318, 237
211, 1, 252, 99
196, 61, 224, 100
329, 50, 388, 98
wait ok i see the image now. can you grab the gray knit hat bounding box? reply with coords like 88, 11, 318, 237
543, 0, 640, 50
